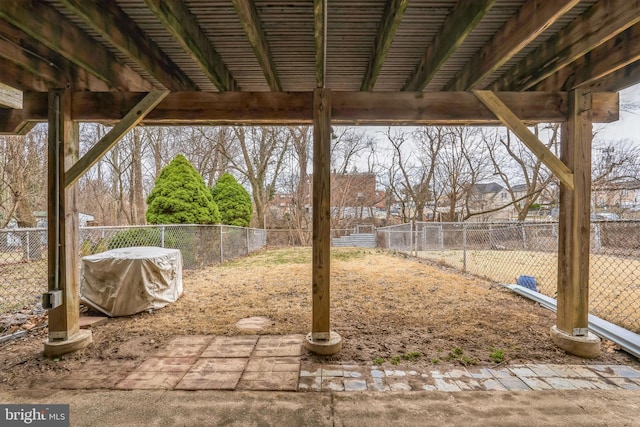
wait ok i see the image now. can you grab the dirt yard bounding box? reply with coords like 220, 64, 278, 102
0, 247, 637, 389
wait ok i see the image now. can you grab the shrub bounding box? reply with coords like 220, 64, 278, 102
210, 173, 253, 227
146, 154, 220, 224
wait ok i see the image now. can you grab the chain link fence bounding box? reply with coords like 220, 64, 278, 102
0, 224, 266, 315
378, 221, 640, 334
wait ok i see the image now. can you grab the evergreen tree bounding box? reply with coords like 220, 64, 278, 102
210, 173, 253, 227
146, 154, 221, 224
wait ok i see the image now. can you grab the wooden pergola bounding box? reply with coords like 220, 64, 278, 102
0, 0, 637, 357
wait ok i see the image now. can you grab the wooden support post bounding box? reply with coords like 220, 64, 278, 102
45, 89, 91, 356
305, 88, 341, 355
552, 88, 600, 358
311, 88, 331, 339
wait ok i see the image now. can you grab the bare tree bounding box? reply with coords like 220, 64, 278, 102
219, 126, 290, 228
330, 127, 374, 174
0, 127, 47, 228
591, 137, 640, 212
288, 126, 312, 244
432, 127, 490, 221
483, 124, 558, 220
382, 127, 445, 222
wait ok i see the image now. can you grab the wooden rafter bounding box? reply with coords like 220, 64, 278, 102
402, 0, 495, 91
534, 22, 640, 91
445, 0, 580, 91
492, 0, 640, 91
144, 0, 238, 92
65, 90, 169, 188
232, 0, 281, 91
0, 0, 152, 92
59, 0, 197, 91
589, 59, 640, 92
314, 0, 326, 88
0, 84, 21, 109
0, 21, 110, 92
3, 91, 618, 131
0, 58, 52, 93
473, 90, 574, 190
361, 0, 408, 91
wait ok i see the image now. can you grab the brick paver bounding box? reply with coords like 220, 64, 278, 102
111, 335, 640, 393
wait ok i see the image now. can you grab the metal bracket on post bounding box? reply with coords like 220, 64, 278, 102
573, 328, 588, 337
312, 332, 330, 341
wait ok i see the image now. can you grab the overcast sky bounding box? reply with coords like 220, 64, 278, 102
594, 84, 640, 144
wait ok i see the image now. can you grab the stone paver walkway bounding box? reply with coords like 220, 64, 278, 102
53, 335, 640, 392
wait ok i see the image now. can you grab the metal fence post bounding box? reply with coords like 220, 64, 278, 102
522, 223, 527, 250
219, 225, 223, 263
161, 225, 165, 247
462, 223, 467, 272
25, 231, 30, 262
409, 221, 414, 256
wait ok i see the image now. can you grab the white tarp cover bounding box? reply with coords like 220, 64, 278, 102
80, 246, 183, 317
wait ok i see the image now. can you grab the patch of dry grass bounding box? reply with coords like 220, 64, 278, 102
417, 249, 640, 332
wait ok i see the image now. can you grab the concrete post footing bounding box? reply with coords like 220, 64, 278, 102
44, 329, 93, 357
304, 331, 342, 355
550, 325, 601, 359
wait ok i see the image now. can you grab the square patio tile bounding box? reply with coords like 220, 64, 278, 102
175, 371, 242, 390
245, 357, 300, 373
164, 335, 212, 346
116, 371, 185, 390
298, 376, 322, 391
237, 371, 299, 391
189, 358, 248, 373
135, 357, 198, 372
252, 336, 303, 357
201, 336, 258, 358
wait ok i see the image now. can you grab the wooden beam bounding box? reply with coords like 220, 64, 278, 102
65, 90, 169, 188
0, 83, 22, 109
0, 0, 152, 91
314, 0, 326, 88
331, 92, 618, 125
492, 0, 640, 91
0, 107, 30, 135
312, 88, 331, 338
361, 0, 408, 91
445, 0, 580, 91
473, 90, 574, 190
6, 91, 619, 132
145, 0, 238, 91
534, 22, 640, 91
47, 89, 80, 341
589, 59, 640, 92
232, 0, 281, 91
59, 0, 197, 91
0, 20, 110, 92
557, 89, 592, 335
402, 0, 495, 91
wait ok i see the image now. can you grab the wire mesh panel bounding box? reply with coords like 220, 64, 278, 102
0, 228, 47, 313
0, 224, 267, 316
378, 221, 640, 333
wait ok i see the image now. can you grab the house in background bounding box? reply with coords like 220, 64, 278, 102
467, 182, 512, 220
